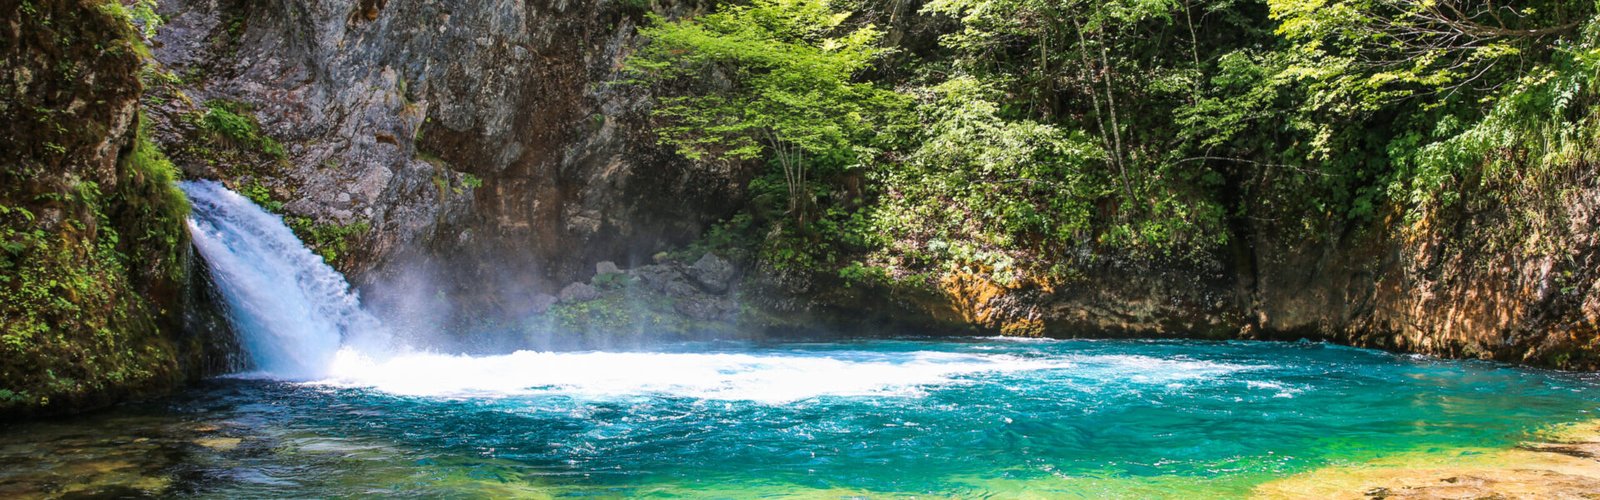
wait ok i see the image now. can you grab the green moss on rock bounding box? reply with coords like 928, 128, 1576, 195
0, 0, 200, 417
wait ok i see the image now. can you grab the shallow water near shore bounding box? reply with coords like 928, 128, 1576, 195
3, 338, 1599, 498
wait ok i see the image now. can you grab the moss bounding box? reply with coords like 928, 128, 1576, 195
0, 0, 195, 417
0, 145, 186, 415
287, 217, 370, 266
113, 117, 192, 285
420, 152, 483, 197
197, 100, 286, 159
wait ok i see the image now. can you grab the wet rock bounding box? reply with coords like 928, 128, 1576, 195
674, 295, 735, 322
689, 253, 736, 294
628, 265, 698, 298
559, 283, 599, 304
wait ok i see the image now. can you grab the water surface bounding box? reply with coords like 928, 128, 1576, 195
3, 338, 1598, 498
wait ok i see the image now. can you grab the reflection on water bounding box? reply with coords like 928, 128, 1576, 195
3, 338, 1598, 498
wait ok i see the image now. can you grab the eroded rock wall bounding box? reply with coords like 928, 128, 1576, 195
1248, 164, 1600, 368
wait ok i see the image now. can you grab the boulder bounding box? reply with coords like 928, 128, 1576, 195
689, 253, 736, 294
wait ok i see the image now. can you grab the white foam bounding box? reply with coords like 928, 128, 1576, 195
1069, 354, 1265, 383
1246, 380, 1302, 398
318, 349, 1083, 402
314, 348, 1273, 403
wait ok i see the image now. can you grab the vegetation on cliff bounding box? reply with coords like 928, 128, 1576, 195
0, 0, 195, 416
629, 0, 1597, 281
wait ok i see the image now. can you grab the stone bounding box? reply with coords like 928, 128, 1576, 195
195, 437, 242, 451
558, 283, 599, 304
689, 253, 736, 294
674, 296, 734, 322
528, 293, 557, 315
595, 261, 622, 276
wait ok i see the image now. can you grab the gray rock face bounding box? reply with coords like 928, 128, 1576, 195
149, 0, 754, 326
528, 293, 558, 315
688, 253, 735, 294
630, 264, 702, 298
558, 282, 599, 304
673, 294, 736, 322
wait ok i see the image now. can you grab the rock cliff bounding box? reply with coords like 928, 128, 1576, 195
148, 0, 752, 329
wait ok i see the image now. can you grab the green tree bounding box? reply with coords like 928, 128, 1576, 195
869, 77, 1104, 282
626, 0, 906, 227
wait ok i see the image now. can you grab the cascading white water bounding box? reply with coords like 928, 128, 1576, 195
182, 180, 388, 380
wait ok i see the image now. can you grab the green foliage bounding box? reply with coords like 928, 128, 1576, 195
1392, 19, 1600, 221
1270, 0, 1584, 117
628, 0, 908, 223
97, 0, 162, 47
236, 180, 283, 212
288, 217, 370, 265
869, 77, 1104, 282
0, 0, 188, 414
641, 0, 1600, 294
0, 129, 188, 414
113, 117, 191, 284
198, 100, 286, 159
1243, 0, 1598, 225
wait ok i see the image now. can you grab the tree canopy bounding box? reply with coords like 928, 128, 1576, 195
627, 0, 1600, 285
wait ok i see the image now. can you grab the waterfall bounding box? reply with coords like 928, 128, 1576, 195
181, 180, 388, 380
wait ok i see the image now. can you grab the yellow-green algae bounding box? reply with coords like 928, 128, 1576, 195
1255, 420, 1600, 499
